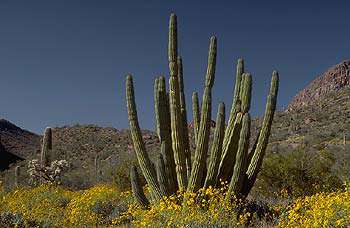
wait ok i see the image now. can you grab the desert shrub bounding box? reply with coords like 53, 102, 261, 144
254, 148, 344, 198
279, 188, 350, 227
0, 183, 132, 227
119, 185, 277, 227
65, 184, 130, 226
0, 184, 77, 227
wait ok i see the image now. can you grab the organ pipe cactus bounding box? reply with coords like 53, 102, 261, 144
126, 13, 279, 206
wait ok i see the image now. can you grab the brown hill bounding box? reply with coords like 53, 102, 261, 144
0, 119, 41, 170
286, 60, 350, 112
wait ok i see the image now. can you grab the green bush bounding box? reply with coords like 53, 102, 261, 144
253, 147, 344, 198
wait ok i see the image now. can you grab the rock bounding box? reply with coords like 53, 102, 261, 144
286, 60, 350, 112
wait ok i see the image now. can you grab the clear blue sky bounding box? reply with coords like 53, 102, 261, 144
0, 0, 349, 134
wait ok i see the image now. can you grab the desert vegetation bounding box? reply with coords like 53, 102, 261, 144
0, 13, 349, 227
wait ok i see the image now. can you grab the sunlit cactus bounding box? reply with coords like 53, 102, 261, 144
126, 13, 279, 206
41, 127, 52, 168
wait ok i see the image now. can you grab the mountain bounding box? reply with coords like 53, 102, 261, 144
286, 60, 350, 112
0, 119, 41, 170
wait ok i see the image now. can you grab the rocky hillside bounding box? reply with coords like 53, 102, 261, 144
0, 119, 41, 170
286, 60, 350, 112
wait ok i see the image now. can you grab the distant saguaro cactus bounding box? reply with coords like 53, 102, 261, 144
126, 13, 279, 206
14, 165, 20, 187
41, 127, 52, 168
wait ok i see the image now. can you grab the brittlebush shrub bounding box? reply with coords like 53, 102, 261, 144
280, 187, 350, 227
0, 184, 77, 227
0, 183, 133, 227
116, 184, 277, 227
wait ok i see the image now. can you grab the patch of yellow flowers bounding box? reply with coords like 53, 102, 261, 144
280, 188, 350, 227
0, 183, 131, 227
118, 184, 249, 227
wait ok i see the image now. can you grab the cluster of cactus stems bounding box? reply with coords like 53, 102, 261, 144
127, 13, 279, 207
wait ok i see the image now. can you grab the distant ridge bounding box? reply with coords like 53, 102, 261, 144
0, 119, 41, 165
286, 60, 350, 112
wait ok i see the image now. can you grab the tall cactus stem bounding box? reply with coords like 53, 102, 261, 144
168, 13, 188, 189
157, 77, 178, 193
243, 71, 279, 196
130, 166, 150, 208
154, 77, 161, 137
187, 36, 217, 192
226, 113, 251, 199
126, 75, 166, 200
177, 56, 191, 178
41, 127, 52, 168
240, 73, 252, 113
192, 92, 201, 145
204, 103, 225, 188
156, 153, 169, 196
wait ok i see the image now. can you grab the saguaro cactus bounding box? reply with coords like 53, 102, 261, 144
126, 13, 279, 206
41, 127, 52, 168
14, 165, 20, 187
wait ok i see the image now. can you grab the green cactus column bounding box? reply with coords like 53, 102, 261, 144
242, 71, 279, 196
204, 102, 225, 188
154, 77, 161, 137
192, 92, 201, 145
177, 56, 192, 178
157, 76, 178, 193
168, 13, 188, 189
226, 113, 250, 199
187, 36, 217, 192
218, 59, 244, 182
156, 153, 169, 195
130, 165, 150, 208
41, 127, 52, 168
126, 75, 166, 200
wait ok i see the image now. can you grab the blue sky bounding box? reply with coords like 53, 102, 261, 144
0, 0, 349, 133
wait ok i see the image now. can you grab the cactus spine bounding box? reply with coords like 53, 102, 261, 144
126, 13, 279, 205
41, 127, 52, 168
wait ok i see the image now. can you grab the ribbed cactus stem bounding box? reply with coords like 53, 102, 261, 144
187, 36, 217, 192
126, 75, 166, 200
223, 59, 244, 147
157, 77, 178, 193
243, 71, 279, 196
156, 153, 169, 196
130, 166, 150, 208
192, 92, 201, 145
204, 103, 225, 188
41, 127, 52, 168
154, 77, 161, 138
240, 73, 252, 113
177, 56, 191, 178
14, 166, 20, 187
168, 13, 188, 189
217, 112, 243, 182
219, 59, 244, 182
226, 113, 251, 199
